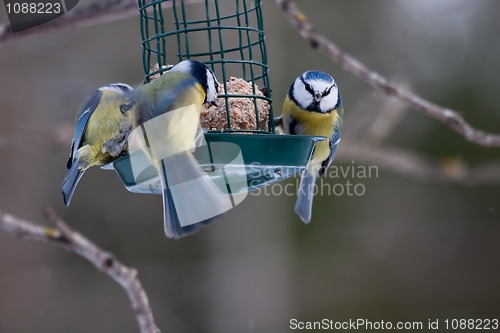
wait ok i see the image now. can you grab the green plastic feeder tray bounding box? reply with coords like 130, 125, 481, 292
103, 133, 325, 195
111, 0, 325, 196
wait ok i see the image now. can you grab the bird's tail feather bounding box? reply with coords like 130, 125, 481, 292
159, 152, 232, 239
295, 170, 317, 224
62, 162, 84, 207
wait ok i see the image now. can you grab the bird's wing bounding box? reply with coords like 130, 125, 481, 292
66, 89, 104, 168
273, 115, 283, 127
319, 114, 342, 177
273, 116, 285, 134
134, 73, 199, 126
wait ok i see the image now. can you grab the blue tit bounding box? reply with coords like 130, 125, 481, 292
278, 70, 342, 223
62, 83, 135, 206
131, 60, 231, 239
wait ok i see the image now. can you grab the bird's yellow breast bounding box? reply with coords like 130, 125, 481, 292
282, 96, 339, 166
79, 90, 129, 166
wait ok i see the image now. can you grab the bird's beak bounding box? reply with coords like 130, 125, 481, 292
210, 100, 219, 107
314, 92, 322, 102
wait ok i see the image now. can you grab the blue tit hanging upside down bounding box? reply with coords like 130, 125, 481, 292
130, 60, 231, 239
62, 84, 135, 206
275, 70, 342, 223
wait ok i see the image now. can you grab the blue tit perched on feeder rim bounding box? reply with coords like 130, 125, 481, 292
130, 60, 232, 239
277, 70, 342, 223
62, 84, 135, 206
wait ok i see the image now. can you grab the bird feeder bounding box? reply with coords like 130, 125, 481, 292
106, 0, 325, 194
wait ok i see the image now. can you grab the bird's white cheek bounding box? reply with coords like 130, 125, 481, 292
320, 90, 339, 112
205, 69, 218, 102
293, 80, 313, 109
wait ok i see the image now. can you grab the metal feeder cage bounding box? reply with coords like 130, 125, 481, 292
107, 0, 326, 194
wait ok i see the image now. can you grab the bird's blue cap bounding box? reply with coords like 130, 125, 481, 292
303, 70, 335, 83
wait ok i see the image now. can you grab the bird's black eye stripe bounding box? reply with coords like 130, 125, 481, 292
300, 76, 315, 96
323, 85, 336, 97
322, 86, 332, 97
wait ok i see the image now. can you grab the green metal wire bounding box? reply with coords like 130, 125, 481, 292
137, 0, 274, 134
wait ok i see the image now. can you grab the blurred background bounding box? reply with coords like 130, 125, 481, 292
1, 0, 500, 332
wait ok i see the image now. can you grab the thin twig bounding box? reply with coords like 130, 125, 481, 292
362, 98, 406, 145
0, 0, 204, 45
338, 140, 500, 186
274, 0, 500, 147
0, 207, 160, 333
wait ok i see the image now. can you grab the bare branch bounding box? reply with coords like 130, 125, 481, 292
338, 140, 500, 186
0, 207, 160, 333
0, 0, 203, 45
274, 0, 500, 147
